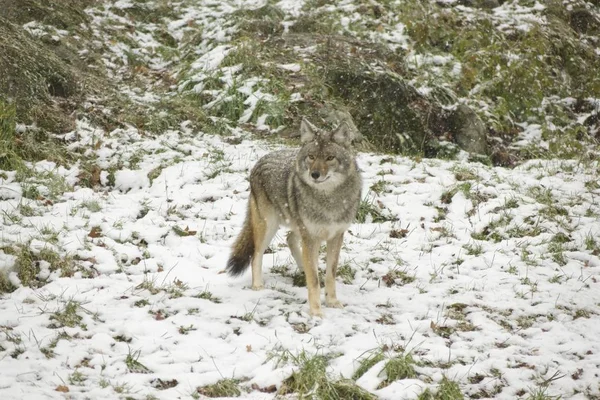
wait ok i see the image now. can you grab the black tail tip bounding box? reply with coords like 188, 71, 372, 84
226, 256, 250, 276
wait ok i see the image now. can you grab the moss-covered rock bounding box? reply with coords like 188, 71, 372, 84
327, 67, 439, 154
448, 105, 487, 155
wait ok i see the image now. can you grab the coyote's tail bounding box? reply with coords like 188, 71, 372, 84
226, 204, 255, 276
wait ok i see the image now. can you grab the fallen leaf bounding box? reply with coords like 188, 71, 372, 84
389, 229, 409, 239
251, 383, 277, 393
88, 226, 102, 238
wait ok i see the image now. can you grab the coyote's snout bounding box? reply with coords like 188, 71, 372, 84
226, 118, 362, 317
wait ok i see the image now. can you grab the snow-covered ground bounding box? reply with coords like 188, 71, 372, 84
1, 124, 599, 399
1, 0, 600, 399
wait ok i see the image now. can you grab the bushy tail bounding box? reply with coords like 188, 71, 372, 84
226, 208, 254, 276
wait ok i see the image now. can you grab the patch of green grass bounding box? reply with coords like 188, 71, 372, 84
48, 300, 85, 329
196, 379, 241, 398
370, 179, 388, 194
418, 376, 464, 400
0, 244, 78, 292
233, 301, 260, 322
233, 4, 285, 38
353, 349, 385, 380
136, 277, 161, 295
69, 369, 87, 386
434, 206, 448, 222
452, 166, 479, 182
529, 186, 554, 205
0, 101, 25, 171
194, 288, 222, 303
548, 242, 567, 266
574, 309, 591, 319
584, 232, 598, 253
337, 263, 356, 284
382, 268, 415, 287
40, 331, 71, 359
463, 242, 483, 256
278, 350, 375, 400
0, 269, 17, 293
147, 166, 163, 184
291, 269, 325, 288
164, 279, 188, 299
178, 325, 197, 335
81, 200, 102, 212
378, 353, 417, 388
125, 348, 152, 374
526, 369, 565, 400
134, 299, 150, 307
357, 195, 395, 223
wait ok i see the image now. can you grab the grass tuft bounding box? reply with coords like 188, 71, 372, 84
276, 350, 375, 400
353, 349, 385, 380
378, 353, 417, 388
125, 348, 153, 374
196, 379, 241, 398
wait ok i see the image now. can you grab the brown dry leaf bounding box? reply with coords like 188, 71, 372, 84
251, 383, 277, 393
246, 345, 252, 352
184, 226, 197, 236
88, 226, 102, 238
55, 385, 69, 393
389, 229, 409, 239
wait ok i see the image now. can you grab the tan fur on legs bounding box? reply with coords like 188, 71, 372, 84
325, 232, 344, 308
249, 196, 278, 291
300, 233, 322, 317
249, 196, 266, 290
287, 231, 303, 269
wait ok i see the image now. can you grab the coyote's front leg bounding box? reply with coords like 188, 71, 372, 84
300, 234, 322, 317
325, 232, 344, 308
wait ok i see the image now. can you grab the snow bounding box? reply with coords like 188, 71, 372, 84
191, 45, 233, 72
1, 0, 600, 398
2, 124, 599, 398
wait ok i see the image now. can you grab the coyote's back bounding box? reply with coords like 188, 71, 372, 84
226, 119, 361, 316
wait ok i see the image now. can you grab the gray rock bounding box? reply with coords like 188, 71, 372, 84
449, 104, 488, 155
455, 0, 500, 9
570, 8, 600, 34
319, 107, 362, 142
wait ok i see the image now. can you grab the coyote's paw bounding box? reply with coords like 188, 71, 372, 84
309, 308, 323, 318
251, 284, 264, 291
325, 299, 344, 309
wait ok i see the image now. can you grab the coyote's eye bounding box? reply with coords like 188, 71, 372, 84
307, 155, 315, 161
326, 155, 335, 161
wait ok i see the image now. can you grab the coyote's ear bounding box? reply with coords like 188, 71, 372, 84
331, 122, 354, 146
300, 118, 318, 143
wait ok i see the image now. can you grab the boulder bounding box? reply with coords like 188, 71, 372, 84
449, 104, 488, 155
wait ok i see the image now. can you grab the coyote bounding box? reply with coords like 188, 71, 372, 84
226, 119, 362, 317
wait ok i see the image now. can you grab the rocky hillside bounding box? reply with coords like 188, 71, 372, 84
1, 0, 600, 171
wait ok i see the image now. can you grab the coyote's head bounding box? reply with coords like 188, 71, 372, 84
296, 118, 358, 191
